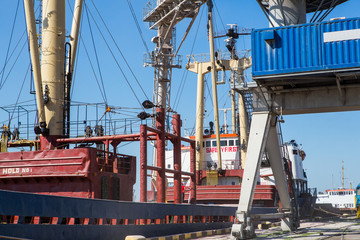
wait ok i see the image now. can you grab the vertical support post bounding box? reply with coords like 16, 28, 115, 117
23, 0, 46, 127
42, 0, 66, 136
231, 111, 271, 239
105, 139, 109, 164
190, 142, 196, 204
195, 71, 205, 170
156, 108, 166, 203
207, 0, 222, 169
173, 114, 182, 204
238, 93, 248, 168
68, 0, 83, 75
266, 122, 297, 231
231, 89, 236, 133
140, 124, 147, 203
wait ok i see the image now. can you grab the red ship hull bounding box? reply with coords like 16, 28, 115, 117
0, 147, 136, 200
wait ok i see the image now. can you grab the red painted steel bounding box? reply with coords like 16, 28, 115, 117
139, 110, 196, 204
156, 108, 166, 203
190, 142, 196, 204
140, 124, 147, 203
173, 114, 181, 204
0, 148, 136, 200
167, 185, 276, 206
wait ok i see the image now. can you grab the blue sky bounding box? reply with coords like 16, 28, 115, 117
0, 0, 359, 199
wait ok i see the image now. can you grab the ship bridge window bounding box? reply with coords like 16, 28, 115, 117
292, 150, 298, 155
339, 191, 344, 195
235, 140, 239, 146
206, 141, 211, 147
220, 140, 227, 146
229, 140, 234, 146
212, 141, 217, 147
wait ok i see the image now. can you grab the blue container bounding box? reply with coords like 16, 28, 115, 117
252, 17, 360, 78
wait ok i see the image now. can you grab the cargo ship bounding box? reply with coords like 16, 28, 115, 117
161, 133, 315, 210
0, 0, 140, 201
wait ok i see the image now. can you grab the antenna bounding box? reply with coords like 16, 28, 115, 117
342, 160, 344, 188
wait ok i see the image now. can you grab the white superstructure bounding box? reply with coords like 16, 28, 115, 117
316, 189, 356, 209
260, 140, 308, 197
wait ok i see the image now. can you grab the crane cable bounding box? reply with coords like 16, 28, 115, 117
84, 4, 108, 104
8, 64, 30, 128
0, 39, 28, 90
0, 0, 21, 89
90, 0, 150, 101
126, 0, 151, 54
173, 6, 205, 110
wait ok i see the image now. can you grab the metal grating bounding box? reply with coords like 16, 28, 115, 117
143, 0, 206, 29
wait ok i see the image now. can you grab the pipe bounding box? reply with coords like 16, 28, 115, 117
23, 0, 46, 127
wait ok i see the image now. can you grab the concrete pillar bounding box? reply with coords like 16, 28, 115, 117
268, 0, 306, 27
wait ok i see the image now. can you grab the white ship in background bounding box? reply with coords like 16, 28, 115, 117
316, 161, 356, 212
316, 189, 356, 211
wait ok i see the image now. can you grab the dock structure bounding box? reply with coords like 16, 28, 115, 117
191, 217, 360, 240
231, 0, 358, 239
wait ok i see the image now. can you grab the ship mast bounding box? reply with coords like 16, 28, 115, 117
41, 0, 66, 137
24, 0, 47, 134
24, 0, 83, 148
207, 0, 222, 169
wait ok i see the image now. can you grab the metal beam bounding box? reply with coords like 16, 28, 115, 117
231, 111, 271, 239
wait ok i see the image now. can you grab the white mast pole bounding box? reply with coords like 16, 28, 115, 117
195, 68, 205, 170
207, 0, 222, 169
41, 0, 66, 136
68, 0, 83, 75
23, 0, 47, 128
